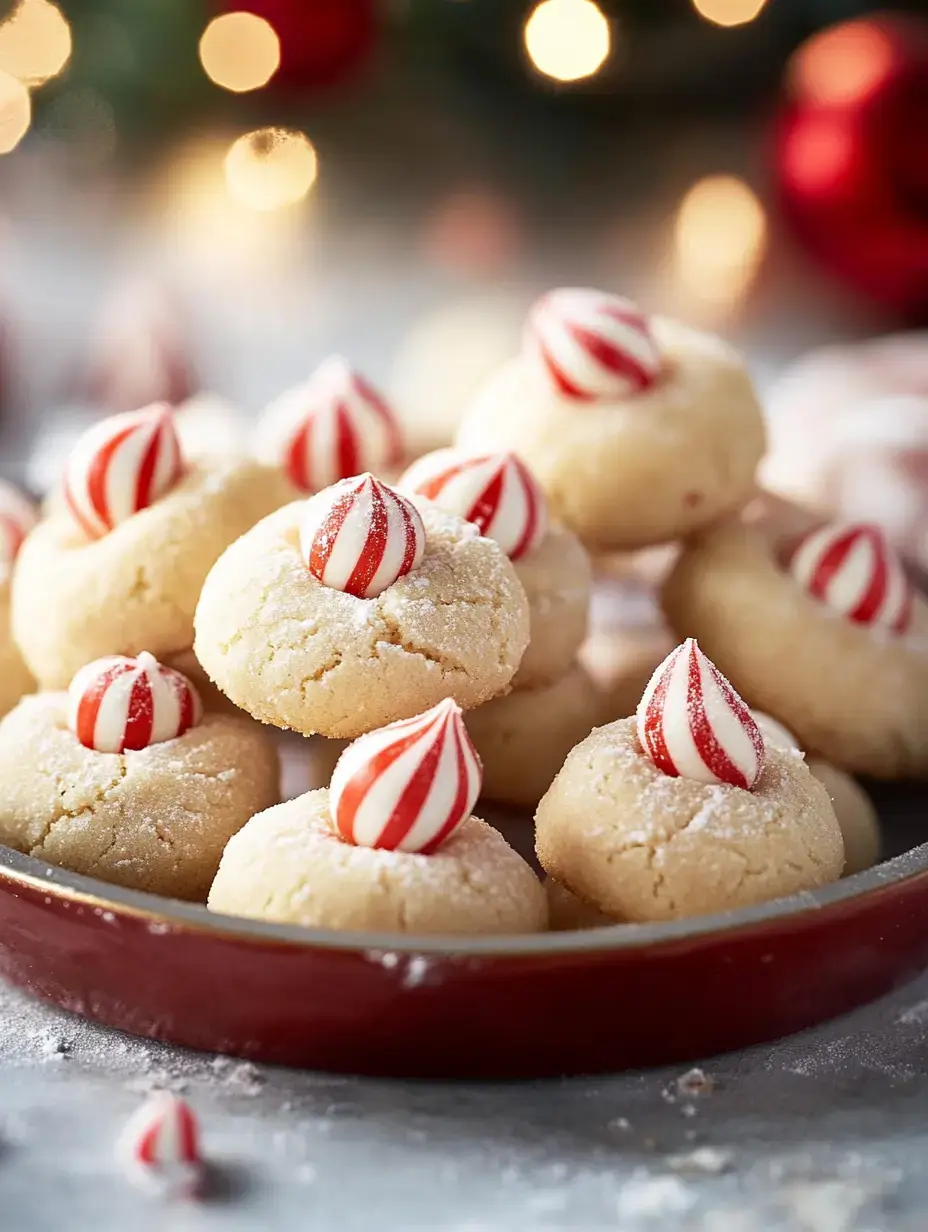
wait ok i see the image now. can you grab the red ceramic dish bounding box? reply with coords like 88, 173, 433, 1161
0, 822, 926, 1078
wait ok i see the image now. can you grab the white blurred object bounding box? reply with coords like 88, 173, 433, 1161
762, 334, 928, 569
81, 280, 197, 412
388, 292, 526, 457
25, 402, 98, 500
174, 392, 248, 458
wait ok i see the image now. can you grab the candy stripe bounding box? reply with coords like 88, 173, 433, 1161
300, 474, 426, 599
63, 404, 184, 540
123, 1093, 201, 1171
69, 652, 201, 753
636, 639, 764, 789
330, 699, 482, 853
788, 523, 912, 635
399, 449, 549, 561
525, 288, 663, 402
257, 357, 404, 493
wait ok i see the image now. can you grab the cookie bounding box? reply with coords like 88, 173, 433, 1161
194, 477, 530, 738
662, 517, 928, 778
465, 664, 605, 808
0, 657, 279, 901
399, 450, 591, 687
0, 481, 39, 717
535, 644, 844, 922
456, 289, 765, 550
545, 878, 618, 931
208, 701, 547, 934
12, 407, 294, 689
752, 711, 880, 877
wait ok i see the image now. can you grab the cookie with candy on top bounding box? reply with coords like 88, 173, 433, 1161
193, 472, 530, 738
11, 403, 295, 690
0, 480, 39, 717
661, 509, 928, 779
208, 698, 548, 934
0, 652, 279, 900
535, 639, 844, 922
255, 355, 407, 493
398, 447, 591, 688
454, 287, 765, 551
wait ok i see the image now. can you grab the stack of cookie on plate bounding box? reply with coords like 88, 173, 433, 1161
0, 287, 915, 937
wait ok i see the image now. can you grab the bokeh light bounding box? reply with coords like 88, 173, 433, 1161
524, 0, 611, 83
0, 0, 71, 88
691, 0, 768, 29
199, 12, 280, 94
224, 128, 318, 212
782, 116, 856, 197
672, 174, 767, 310
0, 69, 31, 154
789, 21, 894, 108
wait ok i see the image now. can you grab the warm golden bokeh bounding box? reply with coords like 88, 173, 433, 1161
0, 68, 31, 154
199, 12, 281, 94
671, 174, 767, 311
523, 0, 611, 83
691, 0, 768, 28
224, 128, 318, 212
789, 21, 894, 107
0, 0, 71, 88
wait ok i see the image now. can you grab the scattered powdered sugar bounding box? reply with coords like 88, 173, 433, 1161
676, 1067, 715, 1096
666, 1146, 732, 1175
616, 1172, 696, 1220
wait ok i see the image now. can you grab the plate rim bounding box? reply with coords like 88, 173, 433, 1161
2, 838, 927, 959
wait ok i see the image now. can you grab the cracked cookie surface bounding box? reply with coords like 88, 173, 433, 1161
535, 716, 844, 922
12, 457, 295, 690
194, 501, 531, 738
208, 788, 548, 935
510, 522, 592, 689
0, 694, 280, 901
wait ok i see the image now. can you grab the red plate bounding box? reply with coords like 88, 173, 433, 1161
0, 784, 926, 1078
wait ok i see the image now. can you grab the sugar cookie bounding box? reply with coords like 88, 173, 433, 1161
208, 701, 547, 934
661, 516, 928, 778
456, 289, 765, 550
399, 449, 591, 687
535, 643, 844, 922
752, 711, 880, 877
0, 655, 279, 900
464, 664, 605, 808
194, 477, 530, 738
12, 406, 294, 689
545, 878, 618, 931
0, 481, 38, 717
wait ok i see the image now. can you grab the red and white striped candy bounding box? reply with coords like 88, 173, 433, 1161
636, 639, 765, 790
525, 288, 663, 402
68, 651, 202, 754
63, 403, 184, 539
119, 1093, 202, 1197
299, 473, 426, 599
399, 449, 548, 561
787, 522, 913, 635
0, 479, 38, 570
258, 356, 404, 493
330, 698, 482, 853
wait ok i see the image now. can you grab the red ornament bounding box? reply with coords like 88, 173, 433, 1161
218, 0, 376, 93
774, 14, 928, 320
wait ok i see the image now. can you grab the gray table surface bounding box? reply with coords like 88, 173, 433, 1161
0, 963, 926, 1232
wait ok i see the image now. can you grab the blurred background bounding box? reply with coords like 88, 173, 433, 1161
0, 0, 926, 488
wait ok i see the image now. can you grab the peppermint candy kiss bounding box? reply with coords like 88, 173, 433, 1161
119, 1093, 203, 1197
300, 473, 426, 599
788, 523, 913, 635
258, 356, 404, 493
63, 403, 184, 539
68, 651, 202, 754
399, 449, 548, 560
331, 698, 482, 853
0, 480, 38, 570
637, 639, 765, 790
525, 288, 663, 402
